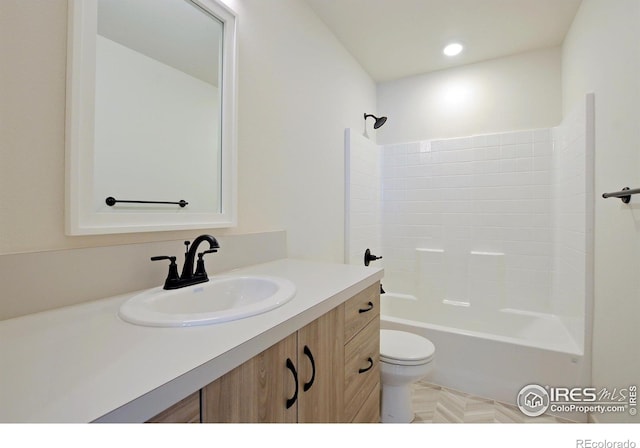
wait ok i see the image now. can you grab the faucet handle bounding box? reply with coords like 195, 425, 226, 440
151, 255, 176, 263
194, 249, 217, 278
151, 256, 180, 289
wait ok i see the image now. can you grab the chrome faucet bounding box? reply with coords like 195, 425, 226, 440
151, 234, 220, 290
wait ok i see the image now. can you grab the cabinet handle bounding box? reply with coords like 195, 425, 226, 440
358, 301, 374, 313
358, 357, 374, 374
302, 345, 316, 392
285, 358, 298, 409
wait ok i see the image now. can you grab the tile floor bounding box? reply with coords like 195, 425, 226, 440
411, 380, 575, 423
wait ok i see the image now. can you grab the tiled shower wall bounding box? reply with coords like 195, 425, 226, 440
381, 129, 556, 314
551, 94, 594, 343
344, 129, 382, 266
345, 95, 592, 344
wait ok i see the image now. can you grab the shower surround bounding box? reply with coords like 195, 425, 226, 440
345, 94, 594, 415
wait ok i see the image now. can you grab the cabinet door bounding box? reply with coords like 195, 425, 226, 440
297, 306, 345, 423
201, 333, 298, 423
147, 392, 201, 423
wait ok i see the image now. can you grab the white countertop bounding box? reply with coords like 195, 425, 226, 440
0, 258, 383, 423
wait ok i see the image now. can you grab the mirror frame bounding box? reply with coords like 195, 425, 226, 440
65, 0, 237, 235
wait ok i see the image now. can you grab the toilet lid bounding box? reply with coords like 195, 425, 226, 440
380, 329, 435, 366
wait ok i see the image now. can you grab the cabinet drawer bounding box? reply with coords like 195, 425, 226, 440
344, 283, 380, 343
147, 392, 200, 423
351, 382, 380, 423
344, 318, 380, 422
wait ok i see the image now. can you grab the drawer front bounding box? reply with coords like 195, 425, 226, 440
344, 318, 380, 422
344, 283, 380, 343
351, 382, 380, 423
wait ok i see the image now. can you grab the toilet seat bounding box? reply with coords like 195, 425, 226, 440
380, 329, 435, 366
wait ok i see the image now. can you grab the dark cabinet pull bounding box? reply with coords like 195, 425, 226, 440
302, 345, 316, 392
358, 301, 374, 313
358, 357, 374, 374
285, 358, 298, 409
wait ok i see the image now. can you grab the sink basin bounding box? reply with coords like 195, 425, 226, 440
118, 275, 296, 327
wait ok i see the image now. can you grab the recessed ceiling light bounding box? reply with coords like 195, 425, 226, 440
443, 43, 463, 57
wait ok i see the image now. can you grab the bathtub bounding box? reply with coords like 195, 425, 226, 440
381, 292, 590, 421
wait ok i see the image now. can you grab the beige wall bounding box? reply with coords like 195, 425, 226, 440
0, 0, 374, 318
376, 47, 562, 145
563, 0, 640, 423
0, 0, 375, 261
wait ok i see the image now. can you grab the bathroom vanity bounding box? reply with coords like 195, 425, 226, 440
0, 259, 382, 423
204, 282, 380, 423
150, 282, 380, 423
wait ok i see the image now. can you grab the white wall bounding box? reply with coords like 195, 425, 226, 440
377, 47, 562, 145
562, 0, 640, 423
225, 0, 377, 262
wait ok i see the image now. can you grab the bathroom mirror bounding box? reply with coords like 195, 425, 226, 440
65, 0, 237, 234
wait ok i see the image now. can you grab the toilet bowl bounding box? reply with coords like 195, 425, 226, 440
380, 329, 435, 423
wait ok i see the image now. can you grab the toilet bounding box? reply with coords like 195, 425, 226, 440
380, 329, 435, 423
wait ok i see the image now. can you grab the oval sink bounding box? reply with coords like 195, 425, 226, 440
119, 275, 296, 327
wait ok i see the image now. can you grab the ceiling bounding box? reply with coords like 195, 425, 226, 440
304, 0, 583, 83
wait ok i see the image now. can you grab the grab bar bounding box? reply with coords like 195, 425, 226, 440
105, 197, 188, 208
601, 187, 640, 204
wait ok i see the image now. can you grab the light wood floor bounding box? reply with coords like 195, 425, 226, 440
411, 381, 575, 423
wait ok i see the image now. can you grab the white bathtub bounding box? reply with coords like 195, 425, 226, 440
381, 292, 590, 421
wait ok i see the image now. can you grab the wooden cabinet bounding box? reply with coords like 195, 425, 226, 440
296, 306, 345, 422
202, 306, 344, 423
147, 283, 380, 424
147, 392, 201, 423
202, 333, 298, 423
352, 382, 381, 423
343, 283, 380, 423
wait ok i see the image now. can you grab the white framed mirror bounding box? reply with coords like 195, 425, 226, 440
65, 0, 237, 235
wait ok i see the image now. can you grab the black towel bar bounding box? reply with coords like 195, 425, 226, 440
105, 197, 188, 208
601, 187, 640, 204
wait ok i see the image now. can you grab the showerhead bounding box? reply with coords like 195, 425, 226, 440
364, 113, 387, 129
